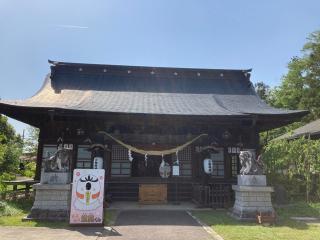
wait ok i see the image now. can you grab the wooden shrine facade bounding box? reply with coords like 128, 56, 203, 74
0, 60, 307, 205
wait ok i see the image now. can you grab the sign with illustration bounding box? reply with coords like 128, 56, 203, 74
70, 169, 105, 225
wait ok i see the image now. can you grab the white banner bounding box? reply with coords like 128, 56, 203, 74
172, 165, 180, 176
70, 169, 105, 225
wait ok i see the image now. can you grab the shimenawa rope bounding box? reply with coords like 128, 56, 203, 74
98, 131, 207, 156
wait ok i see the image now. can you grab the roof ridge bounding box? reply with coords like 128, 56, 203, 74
48, 59, 252, 73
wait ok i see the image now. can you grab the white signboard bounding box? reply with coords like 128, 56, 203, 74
70, 169, 105, 225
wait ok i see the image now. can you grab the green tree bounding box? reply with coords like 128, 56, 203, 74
23, 126, 39, 155
263, 137, 320, 202
0, 115, 15, 144
259, 30, 320, 144
20, 126, 39, 178
0, 115, 23, 176
254, 81, 271, 103
273, 31, 320, 122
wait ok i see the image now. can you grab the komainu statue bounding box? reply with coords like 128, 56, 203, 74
239, 150, 264, 175
44, 148, 72, 172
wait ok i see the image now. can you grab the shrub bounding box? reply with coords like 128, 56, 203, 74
0, 173, 15, 193
0, 200, 23, 216
20, 162, 36, 178
263, 137, 320, 202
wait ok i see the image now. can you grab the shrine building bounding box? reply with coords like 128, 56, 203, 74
0, 60, 307, 207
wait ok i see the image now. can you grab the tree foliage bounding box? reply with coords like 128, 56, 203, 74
254, 81, 271, 103
272, 31, 320, 122
0, 115, 22, 177
258, 30, 320, 143
19, 126, 39, 179
23, 126, 39, 155
263, 138, 320, 202
0, 115, 16, 144
258, 30, 320, 203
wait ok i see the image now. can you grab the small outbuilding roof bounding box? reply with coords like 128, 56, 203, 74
275, 119, 320, 140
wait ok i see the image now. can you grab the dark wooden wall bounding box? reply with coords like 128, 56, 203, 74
34, 114, 259, 181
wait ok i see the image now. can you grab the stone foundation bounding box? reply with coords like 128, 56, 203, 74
231, 175, 275, 221
27, 183, 71, 221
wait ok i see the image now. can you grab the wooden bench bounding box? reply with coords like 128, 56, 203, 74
1, 180, 38, 200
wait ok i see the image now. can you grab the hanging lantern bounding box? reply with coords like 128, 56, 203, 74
203, 158, 213, 174
159, 154, 171, 178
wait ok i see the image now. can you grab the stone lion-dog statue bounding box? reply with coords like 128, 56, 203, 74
44, 148, 72, 172
239, 150, 264, 175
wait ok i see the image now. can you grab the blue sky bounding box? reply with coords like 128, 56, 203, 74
0, 0, 319, 135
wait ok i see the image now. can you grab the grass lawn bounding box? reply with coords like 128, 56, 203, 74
192, 202, 320, 240
0, 199, 118, 227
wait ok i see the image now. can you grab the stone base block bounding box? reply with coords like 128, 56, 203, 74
231, 184, 275, 221
26, 209, 69, 221
28, 183, 71, 221
40, 171, 71, 184
237, 175, 266, 186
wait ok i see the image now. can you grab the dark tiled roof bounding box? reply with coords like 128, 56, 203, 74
0, 60, 307, 117
275, 119, 320, 140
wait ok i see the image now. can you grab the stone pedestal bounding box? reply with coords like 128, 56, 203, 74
231, 175, 274, 221
27, 183, 71, 221
237, 175, 267, 186
40, 169, 71, 184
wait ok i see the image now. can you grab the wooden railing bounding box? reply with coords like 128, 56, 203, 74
0, 180, 38, 200
192, 183, 234, 208
106, 178, 234, 207
107, 178, 193, 202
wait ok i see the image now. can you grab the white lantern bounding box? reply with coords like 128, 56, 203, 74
93, 157, 103, 169
203, 158, 213, 174
159, 159, 171, 178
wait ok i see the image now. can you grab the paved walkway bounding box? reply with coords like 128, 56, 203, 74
0, 226, 109, 240
109, 201, 211, 210
108, 210, 215, 240
0, 210, 217, 240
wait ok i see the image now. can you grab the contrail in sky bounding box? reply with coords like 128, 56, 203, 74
55, 24, 89, 29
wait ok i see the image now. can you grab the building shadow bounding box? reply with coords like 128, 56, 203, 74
113, 210, 201, 226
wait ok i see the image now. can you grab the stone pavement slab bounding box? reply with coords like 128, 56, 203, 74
109, 201, 209, 211
0, 210, 218, 240
107, 210, 216, 240
0, 226, 109, 240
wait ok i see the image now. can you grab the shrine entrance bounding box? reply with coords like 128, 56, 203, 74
131, 153, 172, 177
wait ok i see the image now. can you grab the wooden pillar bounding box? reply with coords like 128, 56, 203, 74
250, 117, 259, 150
249, 127, 260, 150
104, 145, 112, 181
71, 144, 78, 179
224, 147, 232, 179
191, 145, 198, 179
34, 129, 43, 181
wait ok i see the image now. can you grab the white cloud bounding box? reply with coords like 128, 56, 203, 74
55, 24, 89, 29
